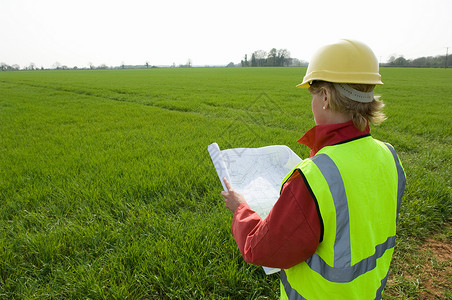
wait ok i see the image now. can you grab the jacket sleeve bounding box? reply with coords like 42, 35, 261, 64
231, 174, 321, 269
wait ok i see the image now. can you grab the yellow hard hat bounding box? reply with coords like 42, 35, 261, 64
297, 39, 383, 88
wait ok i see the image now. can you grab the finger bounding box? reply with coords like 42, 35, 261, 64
223, 177, 232, 191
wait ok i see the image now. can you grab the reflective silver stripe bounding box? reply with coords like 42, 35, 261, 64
375, 269, 390, 300
281, 270, 307, 300
305, 235, 395, 283
311, 154, 351, 267
383, 143, 406, 221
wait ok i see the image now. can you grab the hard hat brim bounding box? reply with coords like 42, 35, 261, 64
296, 81, 311, 89
296, 71, 384, 89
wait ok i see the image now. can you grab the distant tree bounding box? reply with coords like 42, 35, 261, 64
277, 49, 291, 66
388, 55, 396, 64
432, 55, 446, 68
393, 56, 408, 66
253, 50, 267, 67
291, 58, 307, 67
411, 57, 428, 67
1, 63, 20, 71
241, 54, 249, 67
226, 62, 235, 67
251, 53, 257, 67
146, 61, 150, 68
267, 48, 277, 66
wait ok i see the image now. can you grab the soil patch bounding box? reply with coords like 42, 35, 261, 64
418, 237, 451, 299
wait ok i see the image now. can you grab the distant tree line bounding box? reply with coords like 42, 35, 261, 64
234, 48, 307, 67
0, 60, 189, 71
384, 55, 450, 68
1, 53, 450, 71
1, 63, 21, 71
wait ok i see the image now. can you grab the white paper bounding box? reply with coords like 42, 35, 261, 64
208, 142, 302, 275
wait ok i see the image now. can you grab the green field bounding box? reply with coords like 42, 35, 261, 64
0, 67, 451, 299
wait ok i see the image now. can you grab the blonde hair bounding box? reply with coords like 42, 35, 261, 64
309, 81, 386, 131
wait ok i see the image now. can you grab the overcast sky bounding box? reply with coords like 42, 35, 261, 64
1, 0, 451, 68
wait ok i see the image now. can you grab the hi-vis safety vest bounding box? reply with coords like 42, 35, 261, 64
280, 136, 406, 300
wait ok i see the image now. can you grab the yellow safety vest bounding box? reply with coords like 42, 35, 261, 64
280, 136, 406, 300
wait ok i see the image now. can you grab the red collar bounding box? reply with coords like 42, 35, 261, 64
298, 120, 370, 157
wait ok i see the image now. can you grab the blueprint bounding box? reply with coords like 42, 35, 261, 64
208, 142, 302, 275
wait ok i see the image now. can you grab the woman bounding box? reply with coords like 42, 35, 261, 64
221, 39, 406, 299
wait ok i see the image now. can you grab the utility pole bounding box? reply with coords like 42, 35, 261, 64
445, 47, 449, 69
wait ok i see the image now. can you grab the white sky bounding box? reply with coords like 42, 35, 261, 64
1, 0, 451, 68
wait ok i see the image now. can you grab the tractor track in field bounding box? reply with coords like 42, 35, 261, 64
0, 79, 301, 133
0, 78, 207, 114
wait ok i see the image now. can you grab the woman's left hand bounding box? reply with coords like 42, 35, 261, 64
221, 177, 247, 213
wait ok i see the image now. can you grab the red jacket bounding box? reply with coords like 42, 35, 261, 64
231, 120, 371, 269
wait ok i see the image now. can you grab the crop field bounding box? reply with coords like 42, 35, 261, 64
0, 67, 451, 299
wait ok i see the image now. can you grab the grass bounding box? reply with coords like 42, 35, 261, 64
0, 67, 451, 298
